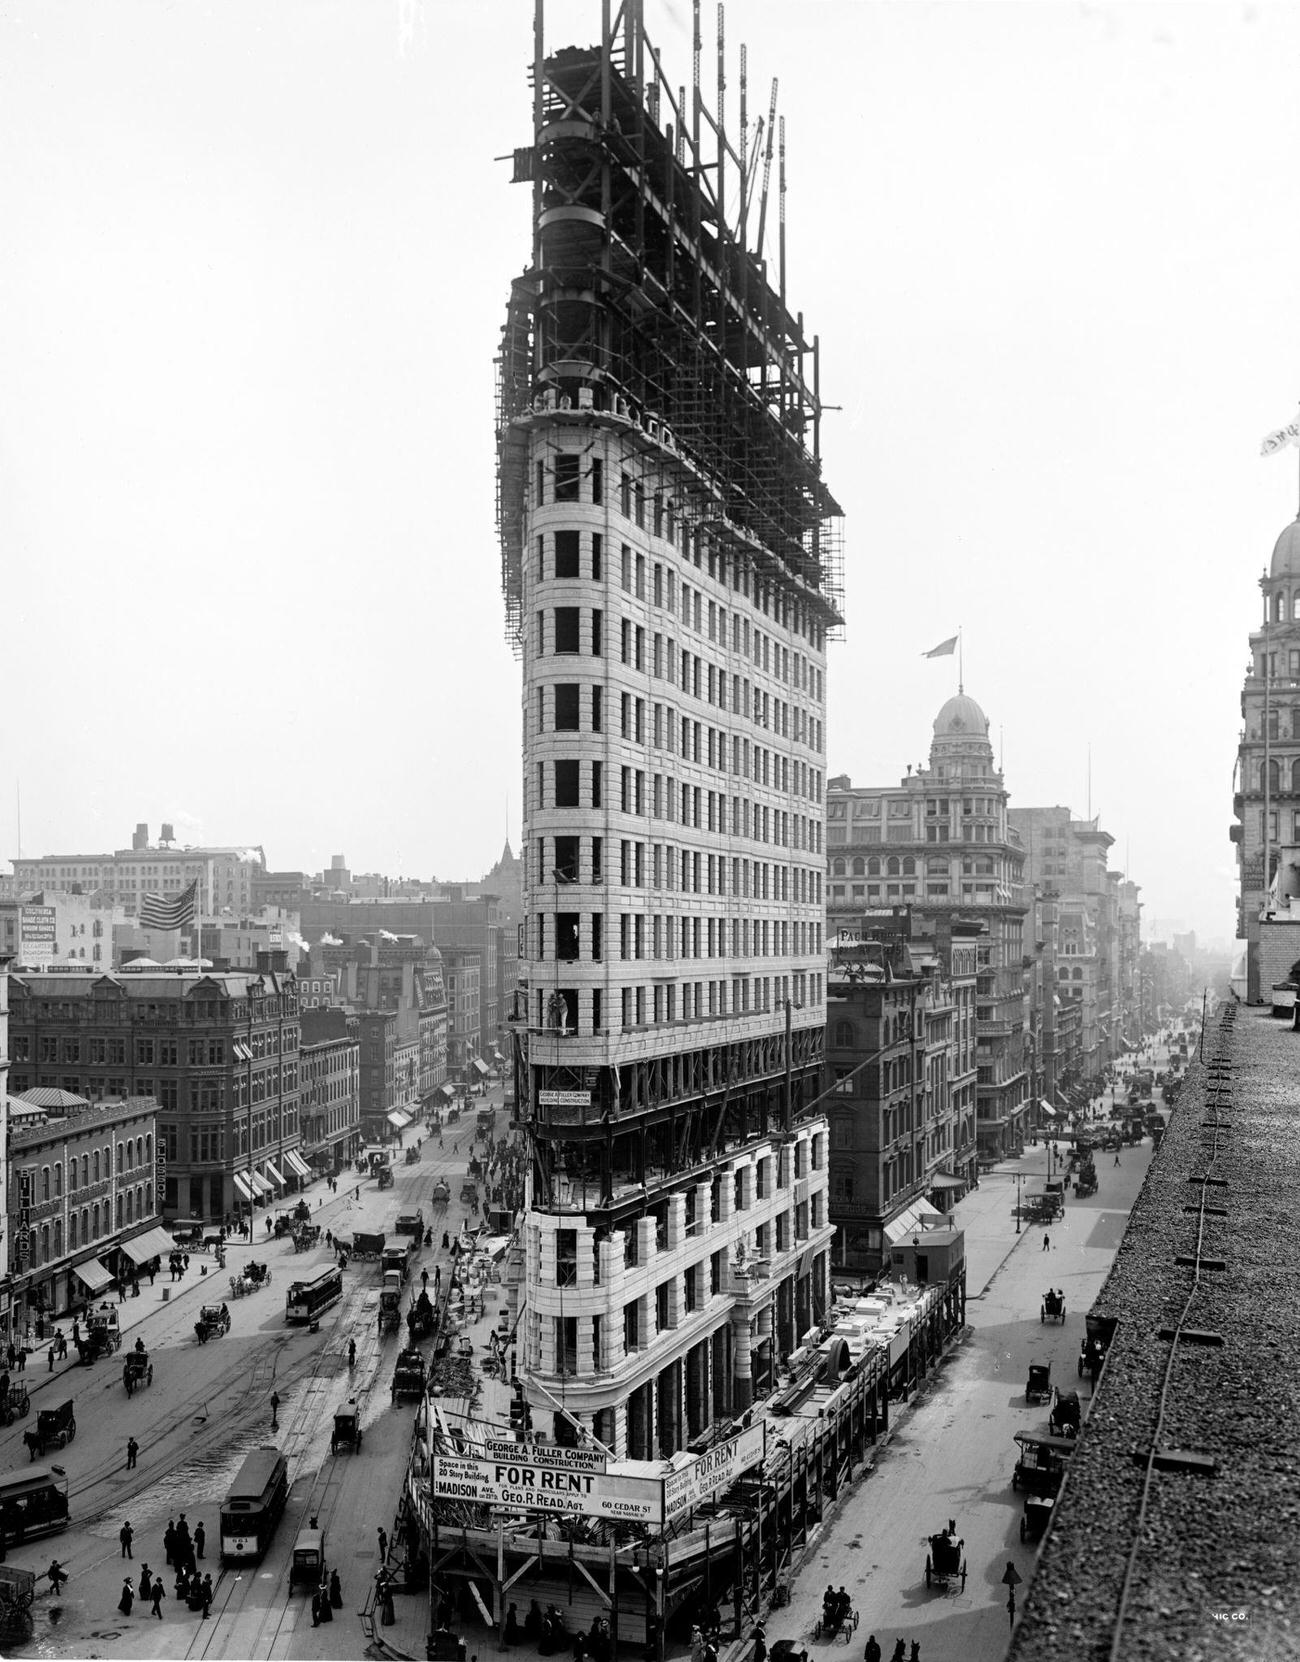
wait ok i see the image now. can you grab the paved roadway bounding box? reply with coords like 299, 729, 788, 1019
6, 1088, 504, 1662
761, 1106, 1167, 1661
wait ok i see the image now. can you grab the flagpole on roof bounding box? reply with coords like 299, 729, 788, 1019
958, 627, 964, 695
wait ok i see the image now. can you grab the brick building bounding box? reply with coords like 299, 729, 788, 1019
5, 957, 306, 1223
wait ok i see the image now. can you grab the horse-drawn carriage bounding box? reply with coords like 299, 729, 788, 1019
230, 1261, 272, 1298
377, 1167, 394, 1190
194, 1304, 231, 1343
1041, 1288, 1066, 1324
431, 1180, 450, 1205
460, 1181, 479, 1207
407, 1291, 436, 1341
1019, 1492, 1054, 1543
1049, 1389, 1081, 1439
123, 1349, 154, 1396
392, 1349, 426, 1402
331, 1401, 362, 1455
924, 1522, 967, 1592
26, 1402, 76, 1460
814, 1589, 858, 1641
0, 1382, 30, 1427
292, 1224, 322, 1253
1074, 1161, 1098, 1198
1012, 1432, 1074, 1497
76, 1310, 121, 1365
405, 1146, 421, 1165
1026, 1362, 1052, 1405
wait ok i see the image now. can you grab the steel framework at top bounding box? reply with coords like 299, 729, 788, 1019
497, 0, 845, 652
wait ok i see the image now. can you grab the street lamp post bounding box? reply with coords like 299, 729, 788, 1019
1015, 1170, 1024, 1234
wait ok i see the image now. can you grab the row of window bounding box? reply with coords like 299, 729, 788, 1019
533, 760, 824, 855
533, 609, 824, 751
536, 684, 824, 805
533, 457, 828, 652
535, 836, 824, 906
536, 973, 823, 1034
830, 855, 1006, 878
536, 911, 824, 964
22, 1185, 155, 1268
22, 1134, 155, 1202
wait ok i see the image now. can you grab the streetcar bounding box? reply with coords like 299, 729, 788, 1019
0, 1464, 70, 1547
285, 1266, 344, 1324
219, 1448, 289, 1563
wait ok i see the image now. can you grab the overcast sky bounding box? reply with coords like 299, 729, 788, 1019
3, 0, 1295, 945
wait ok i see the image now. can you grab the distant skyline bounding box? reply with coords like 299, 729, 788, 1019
5, 1, 1297, 943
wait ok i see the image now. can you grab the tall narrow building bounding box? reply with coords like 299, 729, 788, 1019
1233, 518, 1300, 1001
496, 3, 843, 1455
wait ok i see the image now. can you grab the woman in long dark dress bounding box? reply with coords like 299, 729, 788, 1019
330, 1569, 343, 1609
117, 1580, 134, 1616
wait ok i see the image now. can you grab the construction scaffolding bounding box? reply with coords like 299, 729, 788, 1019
497, 0, 844, 655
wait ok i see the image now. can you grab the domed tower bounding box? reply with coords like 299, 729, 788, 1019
1233, 517, 1300, 1001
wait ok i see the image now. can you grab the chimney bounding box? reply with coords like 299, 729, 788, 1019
255, 948, 289, 974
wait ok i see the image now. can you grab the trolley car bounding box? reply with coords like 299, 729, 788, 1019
0, 1465, 70, 1547
285, 1266, 344, 1325
219, 1448, 289, 1563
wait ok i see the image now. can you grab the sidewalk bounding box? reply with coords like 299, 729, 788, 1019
950, 1140, 1062, 1299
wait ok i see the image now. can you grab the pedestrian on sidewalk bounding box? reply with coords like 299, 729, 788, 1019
126, 1436, 139, 1470
200, 1573, 213, 1618
329, 1569, 342, 1609
164, 1520, 176, 1565
194, 1521, 205, 1559
46, 1560, 68, 1596
1042, 1233, 1051, 1251
120, 1521, 134, 1558
139, 1565, 152, 1603
117, 1579, 134, 1616
1114, 1153, 1121, 1167
377, 1525, 388, 1561
271, 1391, 280, 1430
150, 1580, 165, 1619
863, 1639, 881, 1662
48, 1340, 55, 1372
753, 1624, 767, 1662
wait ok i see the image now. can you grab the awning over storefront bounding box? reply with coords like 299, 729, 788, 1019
72, 1258, 115, 1293
929, 1171, 964, 1190
883, 1200, 944, 1246
284, 1151, 312, 1180
121, 1226, 177, 1266
233, 1172, 254, 1200
263, 1162, 285, 1187
470, 1058, 490, 1077
1039, 1099, 1057, 1117
491, 1050, 505, 1064
387, 1109, 413, 1130
248, 1172, 273, 1198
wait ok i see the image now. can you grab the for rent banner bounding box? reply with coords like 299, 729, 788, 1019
663, 1423, 767, 1520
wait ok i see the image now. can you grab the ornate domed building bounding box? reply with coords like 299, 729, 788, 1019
825, 688, 1031, 1273
1232, 516, 1300, 1001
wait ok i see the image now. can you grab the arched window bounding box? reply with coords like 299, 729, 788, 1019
1275, 591, 1287, 622
1263, 759, 1281, 793
117, 1142, 125, 1174
1291, 757, 1300, 795
54, 1162, 62, 1197
39, 1225, 49, 1266
145, 1135, 152, 1163
1073, 967, 1084, 980
126, 1191, 134, 1225
80, 1207, 89, 1245
851, 857, 866, 876
832, 1020, 855, 1047
92, 1203, 101, 1237
81, 1155, 89, 1188
93, 1152, 101, 1184
145, 1182, 153, 1213
902, 857, 916, 876
115, 1195, 123, 1229
136, 1137, 144, 1167
887, 857, 901, 877
832, 858, 846, 877
69, 1213, 78, 1250
53, 1221, 62, 1257
41, 1167, 50, 1202
867, 857, 881, 877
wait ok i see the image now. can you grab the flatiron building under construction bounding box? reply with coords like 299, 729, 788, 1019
497, 1, 845, 1459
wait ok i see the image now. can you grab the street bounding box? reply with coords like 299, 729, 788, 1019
3, 1093, 499, 1661
760, 1126, 1158, 1662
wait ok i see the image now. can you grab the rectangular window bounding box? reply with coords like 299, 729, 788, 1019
591, 611, 602, 655
591, 685, 602, 731
554, 607, 580, 653
591, 460, 602, 505
554, 528, 581, 577
591, 762, 602, 809
554, 760, 580, 807
554, 454, 580, 501
554, 684, 580, 730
